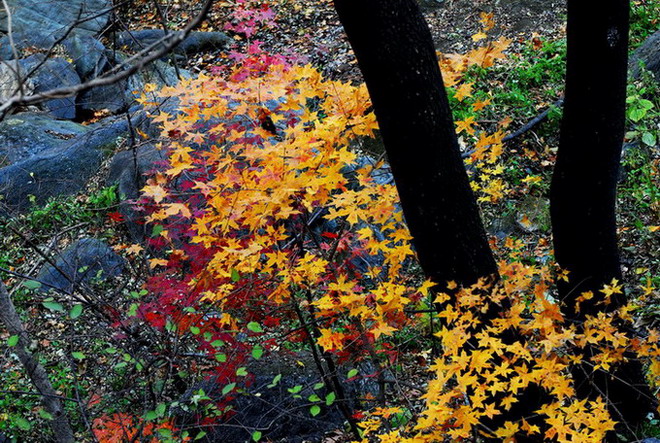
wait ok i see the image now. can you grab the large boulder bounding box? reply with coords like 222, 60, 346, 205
37, 238, 125, 294
61, 34, 109, 81
0, 59, 34, 105
0, 0, 112, 50
630, 30, 660, 82
0, 113, 147, 214
78, 51, 185, 113
0, 112, 89, 166
19, 55, 81, 119
114, 30, 231, 58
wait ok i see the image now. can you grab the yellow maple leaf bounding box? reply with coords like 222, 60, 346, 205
454, 82, 474, 102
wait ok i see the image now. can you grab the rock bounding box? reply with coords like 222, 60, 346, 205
0, 31, 56, 59
630, 30, 660, 82
0, 0, 112, 44
20, 55, 80, 119
106, 144, 167, 241
642, 439, 660, 443
79, 51, 186, 113
61, 34, 109, 80
115, 30, 231, 57
174, 353, 347, 443
0, 112, 89, 166
0, 113, 145, 214
37, 238, 124, 293
0, 59, 35, 104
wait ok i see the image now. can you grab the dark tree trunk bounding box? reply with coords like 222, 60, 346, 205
333, 0, 497, 289
551, 0, 655, 431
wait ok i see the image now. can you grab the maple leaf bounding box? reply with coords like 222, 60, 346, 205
317, 328, 344, 352
454, 82, 474, 102
455, 116, 476, 135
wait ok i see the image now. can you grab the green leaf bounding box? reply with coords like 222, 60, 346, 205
308, 394, 321, 402
72, 352, 85, 360
252, 431, 262, 442
145, 410, 158, 421
190, 326, 201, 335
313, 382, 325, 390
236, 367, 248, 376
42, 301, 64, 312
69, 304, 83, 319
347, 369, 358, 378
23, 280, 42, 290
222, 383, 236, 395
252, 346, 264, 360
37, 409, 53, 420
151, 224, 164, 237
288, 385, 302, 394
231, 268, 240, 282
194, 431, 207, 440
158, 428, 173, 438
127, 303, 138, 317
211, 339, 225, 348
7, 335, 19, 347
215, 353, 227, 363
267, 374, 282, 388
247, 322, 263, 333
155, 403, 167, 417
325, 392, 336, 406
15, 416, 31, 431
310, 405, 321, 417
642, 132, 657, 147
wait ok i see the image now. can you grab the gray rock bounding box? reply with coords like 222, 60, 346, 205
115, 30, 231, 57
106, 144, 167, 241
0, 31, 57, 59
642, 439, 660, 443
0, 59, 34, 104
37, 238, 124, 293
174, 353, 347, 443
0, 0, 112, 43
630, 30, 660, 82
61, 34, 109, 80
0, 114, 145, 214
0, 112, 89, 165
20, 55, 80, 119
79, 51, 185, 113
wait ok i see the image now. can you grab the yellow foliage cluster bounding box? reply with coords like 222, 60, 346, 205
139, 60, 419, 351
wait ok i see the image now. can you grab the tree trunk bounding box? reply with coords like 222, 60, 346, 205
333, 0, 497, 289
0, 282, 75, 443
550, 0, 655, 430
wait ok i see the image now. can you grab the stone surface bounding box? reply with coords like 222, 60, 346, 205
0, 112, 89, 166
630, 29, 660, 82
79, 51, 185, 113
115, 30, 231, 57
0, 59, 34, 105
20, 55, 80, 119
62, 34, 109, 80
0, 114, 145, 214
106, 143, 167, 241
37, 238, 125, 293
174, 353, 348, 443
0, 0, 112, 42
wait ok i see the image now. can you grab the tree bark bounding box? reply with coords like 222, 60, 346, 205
333, 0, 497, 290
551, 0, 655, 430
0, 282, 75, 443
